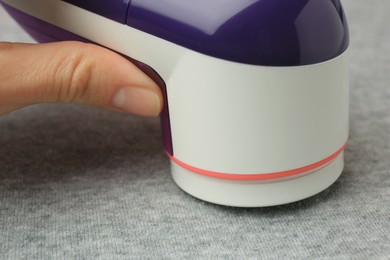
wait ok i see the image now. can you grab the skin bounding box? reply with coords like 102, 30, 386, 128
0, 41, 163, 117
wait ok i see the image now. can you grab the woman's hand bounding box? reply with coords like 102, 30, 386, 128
0, 41, 163, 116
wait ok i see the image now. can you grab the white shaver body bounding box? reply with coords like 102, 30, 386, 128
168, 51, 348, 207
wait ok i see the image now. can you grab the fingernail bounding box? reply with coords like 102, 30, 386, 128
112, 87, 161, 117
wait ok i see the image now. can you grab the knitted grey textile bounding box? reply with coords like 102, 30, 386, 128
1, 1, 390, 259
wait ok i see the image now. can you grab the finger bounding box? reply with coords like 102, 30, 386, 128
0, 41, 163, 116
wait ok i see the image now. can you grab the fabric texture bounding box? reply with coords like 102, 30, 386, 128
1, 1, 389, 259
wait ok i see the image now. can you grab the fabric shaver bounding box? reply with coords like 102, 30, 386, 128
1, 0, 350, 207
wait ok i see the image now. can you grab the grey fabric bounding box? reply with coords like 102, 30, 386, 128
1, 1, 389, 259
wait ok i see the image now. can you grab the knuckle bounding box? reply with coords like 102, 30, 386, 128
54, 43, 95, 104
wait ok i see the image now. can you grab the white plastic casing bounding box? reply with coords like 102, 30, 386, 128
4, 0, 349, 207
168, 51, 349, 207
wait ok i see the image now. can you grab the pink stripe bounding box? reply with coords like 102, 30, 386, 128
167, 142, 347, 181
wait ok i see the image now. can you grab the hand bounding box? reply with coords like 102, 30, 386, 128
0, 41, 163, 116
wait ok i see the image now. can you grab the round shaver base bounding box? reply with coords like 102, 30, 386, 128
171, 153, 344, 207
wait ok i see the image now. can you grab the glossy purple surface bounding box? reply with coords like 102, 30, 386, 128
127, 0, 349, 66
63, 0, 130, 23
1, 2, 174, 156
55, 0, 348, 66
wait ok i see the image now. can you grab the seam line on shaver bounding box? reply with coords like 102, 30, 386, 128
167, 142, 347, 181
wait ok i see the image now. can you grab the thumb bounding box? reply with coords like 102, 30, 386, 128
0, 41, 163, 117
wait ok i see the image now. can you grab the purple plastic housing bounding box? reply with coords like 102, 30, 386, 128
62, 0, 349, 66
65, 0, 130, 23
127, 0, 349, 66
